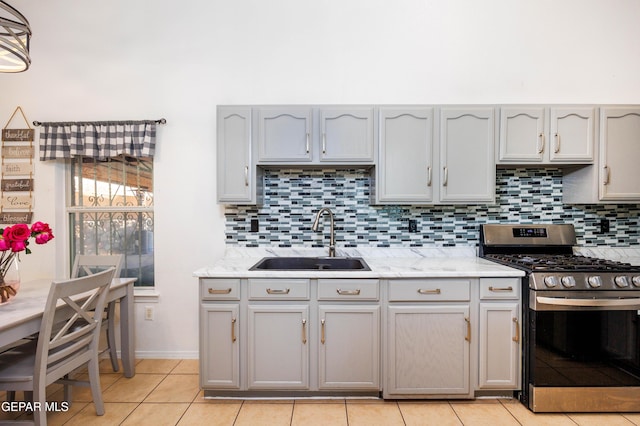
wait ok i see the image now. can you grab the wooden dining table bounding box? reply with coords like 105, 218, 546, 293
0, 278, 137, 378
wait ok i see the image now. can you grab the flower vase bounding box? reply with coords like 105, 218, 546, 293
0, 256, 20, 304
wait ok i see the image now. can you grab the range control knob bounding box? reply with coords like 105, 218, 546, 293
561, 276, 577, 288
544, 276, 559, 288
615, 276, 630, 288
632, 276, 640, 287
588, 276, 603, 288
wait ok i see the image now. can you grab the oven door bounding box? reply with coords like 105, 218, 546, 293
526, 290, 640, 412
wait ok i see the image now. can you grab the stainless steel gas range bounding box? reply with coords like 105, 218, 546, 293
480, 224, 640, 413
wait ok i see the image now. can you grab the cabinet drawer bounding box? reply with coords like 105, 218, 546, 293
317, 279, 379, 301
480, 278, 521, 300
201, 278, 240, 301
248, 279, 310, 300
388, 279, 470, 302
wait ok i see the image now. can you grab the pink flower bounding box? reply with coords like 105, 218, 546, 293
0, 238, 9, 252
31, 222, 54, 245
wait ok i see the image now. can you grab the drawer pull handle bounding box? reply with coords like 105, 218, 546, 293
266, 288, 290, 294
513, 317, 520, 343
306, 132, 310, 154
554, 133, 560, 153
209, 288, 232, 294
488, 286, 513, 292
418, 288, 441, 295
465, 317, 471, 342
603, 166, 610, 185
244, 165, 249, 186
302, 319, 307, 344
231, 318, 237, 342
322, 132, 327, 154
321, 318, 326, 344
538, 133, 545, 154
336, 288, 361, 296
427, 166, 432, 187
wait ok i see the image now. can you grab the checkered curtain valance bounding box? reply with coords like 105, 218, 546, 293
38, 121, 157, 160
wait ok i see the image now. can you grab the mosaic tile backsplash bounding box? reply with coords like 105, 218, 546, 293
225, 168, 640, 248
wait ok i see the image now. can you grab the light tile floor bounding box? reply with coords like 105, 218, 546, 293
2, 359, 640, 425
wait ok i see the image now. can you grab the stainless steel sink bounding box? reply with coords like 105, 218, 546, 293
249, 257, 370, 271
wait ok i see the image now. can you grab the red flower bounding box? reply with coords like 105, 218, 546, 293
3, 224, 31, 253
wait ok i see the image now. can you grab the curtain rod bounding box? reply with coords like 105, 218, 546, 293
32, 118, 167, 126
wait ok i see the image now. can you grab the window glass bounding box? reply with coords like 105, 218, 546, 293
69, 155, 154, 286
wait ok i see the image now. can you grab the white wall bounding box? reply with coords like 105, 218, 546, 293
0, 0, 638, 357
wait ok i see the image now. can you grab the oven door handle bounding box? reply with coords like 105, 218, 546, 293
536, 296, 640, 308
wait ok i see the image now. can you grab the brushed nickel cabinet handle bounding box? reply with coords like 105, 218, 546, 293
538, 133, 545, 154
488, 286, 513, 292
266, 288, 290, 294
513, 317, 519, 343
244, 166, 249, 186
427, 166, 432, 187
442, 167, 448, 186
322, 132, 327, 154
418, 288, 441, 295
554, 133, 560, 153
465, 317, 471, 342
603, 166, 610, 185
231, 318, 237, 342
302, 319, 307, 344
336, 288, 361, 295
321, 318, 325, 344
209, 288, 232, 294
306, 133, 310, 154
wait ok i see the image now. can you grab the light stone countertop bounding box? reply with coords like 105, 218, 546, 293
194, 247, 525, 279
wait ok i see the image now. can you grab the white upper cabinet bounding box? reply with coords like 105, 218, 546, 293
376, 107, 434, 204
599, 107, 640, 201
258, 107, 313, 162
320, 107, 374, 162
216, 106, 257, 204
257, 106, 374, 165
439, 107, 496, 203
498, 106, 594, 164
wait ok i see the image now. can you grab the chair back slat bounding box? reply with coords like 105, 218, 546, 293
72, 255, 123, 279
34, 268, 116, 385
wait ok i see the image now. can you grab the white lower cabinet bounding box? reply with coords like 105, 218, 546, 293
318, 305, 380, 390
200, 276, 521, 398
247, 305, 309, 390
385, 279, 472, 398
477, 278, 521, 390
200, 303, 240, 389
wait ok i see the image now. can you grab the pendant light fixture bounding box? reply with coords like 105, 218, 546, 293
0, 1, 31, 72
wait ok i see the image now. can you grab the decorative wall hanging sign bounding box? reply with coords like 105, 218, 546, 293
0, 211, 33, 224
2, 128, 34, 142
1, 194, 32, 210
1, 106, 34, 224
1, 162, 32, 176
1, 179, 34, 192
2, 145, 34, 159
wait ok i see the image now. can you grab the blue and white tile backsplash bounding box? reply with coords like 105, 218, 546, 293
225, 168, 640, 247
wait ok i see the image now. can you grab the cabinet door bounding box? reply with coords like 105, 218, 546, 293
200, 304, 240, 389
320, 107, 374, 162
439, 107, 495, 203
217, 107, 254, 203
478, 302, 520, 390
318, 305, 380, 390
549, 107, 595, 163
499, 107, 545, 162
386, 305, 470, 396
247, 305, 309, 389
377, 107, 434, 203
258, 107, 313, 162
600, 107, 640, 200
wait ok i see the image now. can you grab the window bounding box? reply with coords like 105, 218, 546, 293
68, 155, 154, 286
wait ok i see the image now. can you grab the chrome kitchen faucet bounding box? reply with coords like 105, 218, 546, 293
311, 207, 336, 257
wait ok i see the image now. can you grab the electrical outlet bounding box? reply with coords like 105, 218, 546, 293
408, 219, 418, 233
144, 306, 154, 321
600, 218, 610, 234
250, 218, 259, 233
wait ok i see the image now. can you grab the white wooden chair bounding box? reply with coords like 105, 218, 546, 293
0, 267, 116, 425
71, 255, 123, 372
